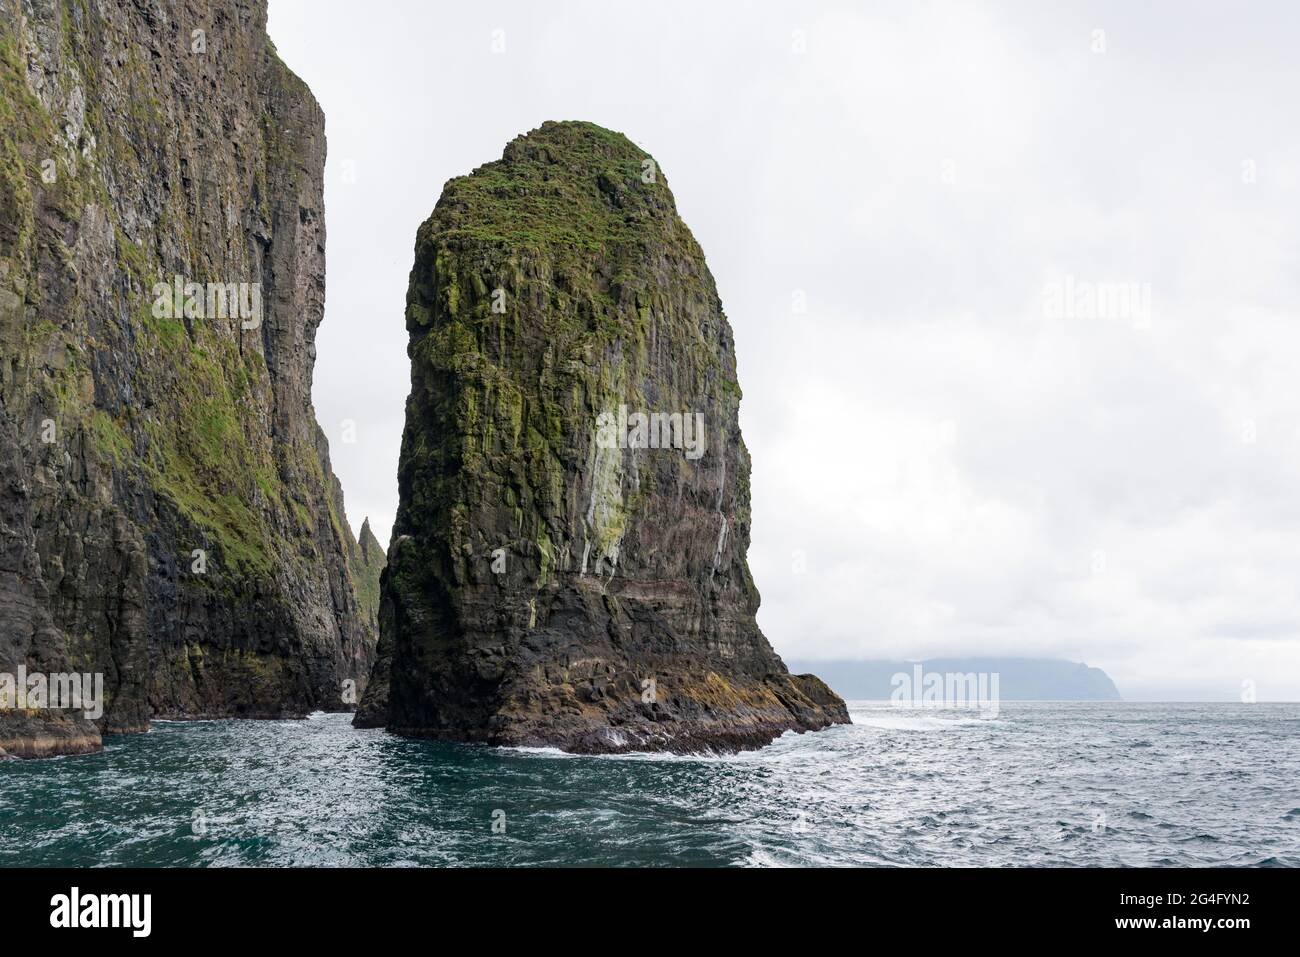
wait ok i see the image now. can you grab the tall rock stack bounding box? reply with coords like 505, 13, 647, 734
359, 121, 848, 753
0, 0, 376, 757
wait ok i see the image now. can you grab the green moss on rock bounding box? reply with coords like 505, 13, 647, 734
362, 122, 848, 753
0, 0, 377, 753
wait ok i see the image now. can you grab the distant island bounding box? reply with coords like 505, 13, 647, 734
785, 658, 1122, 701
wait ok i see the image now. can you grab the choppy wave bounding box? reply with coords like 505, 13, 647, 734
848, 705, 1003, 731
2, 702, 1297, 867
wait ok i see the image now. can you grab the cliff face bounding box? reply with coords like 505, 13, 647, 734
359, 121, 848, 753
350, 517, 385, 633
0, 0, 376, 757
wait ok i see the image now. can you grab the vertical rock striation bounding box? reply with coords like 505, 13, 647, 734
360, 121, 847, 753
0, 0, 376, 757
350, 516, 385, 633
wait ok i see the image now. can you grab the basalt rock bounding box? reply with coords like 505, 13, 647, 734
0, 0, 376, 757
357, 121, 848, 753
351, 517, 385, 632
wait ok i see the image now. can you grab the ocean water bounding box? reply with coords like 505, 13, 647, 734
2, 702, 1296, 867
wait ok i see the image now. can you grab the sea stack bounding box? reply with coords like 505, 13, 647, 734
0, 0, 376, 757
358, 121, 848, 753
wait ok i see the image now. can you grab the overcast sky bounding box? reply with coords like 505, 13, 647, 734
268, 0, 1300, 700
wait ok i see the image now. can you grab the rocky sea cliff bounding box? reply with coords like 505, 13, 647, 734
0, 0, 377, 758
357, 122, 848, 753
0, 6, 841, 760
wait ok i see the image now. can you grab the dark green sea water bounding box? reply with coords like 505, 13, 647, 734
2, 703, 1297, 866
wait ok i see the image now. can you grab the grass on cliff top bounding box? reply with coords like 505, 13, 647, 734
428, 121, 678, 252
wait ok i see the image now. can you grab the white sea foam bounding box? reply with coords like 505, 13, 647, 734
500, 744, 733, 763
847, 706, 1002, 731
8, 706, 1297, 867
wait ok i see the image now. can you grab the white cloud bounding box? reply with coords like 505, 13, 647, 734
269, 0, 1300, 699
